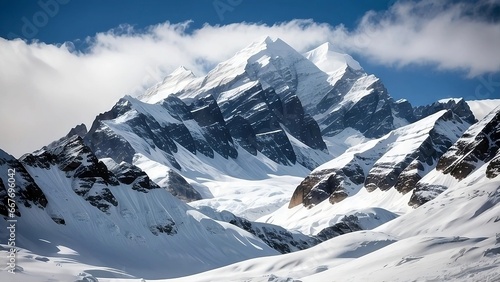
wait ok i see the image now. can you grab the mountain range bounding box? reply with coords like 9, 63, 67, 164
0, 36, 499, 282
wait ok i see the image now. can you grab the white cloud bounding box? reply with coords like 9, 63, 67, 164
1, 0, 499, 157
342, 0, 500, 76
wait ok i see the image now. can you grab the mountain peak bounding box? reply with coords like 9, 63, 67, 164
262, 35, 275, 44
305, 42, 363, 73
140, 66, 198, 103
169, 65, 196, 78
315, 42, 335, 52
437, 97, 464, 104
236, 36, 297, 59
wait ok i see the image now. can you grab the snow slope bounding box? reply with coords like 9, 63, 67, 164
467, 99, 500, 120
118, 38, 419, 222
0, 136, 279, 280
146, 148, 500, 282
306, 163, 500, 282
1, 36, 498, 282
86, 94, 316, 220
261, 110, 470, 235
142, 36, 333, 111
304, 42, 362, 87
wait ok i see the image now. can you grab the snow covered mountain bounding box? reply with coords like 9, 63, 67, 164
142, 37, 420, 148
0, 37, 497, 282
410, 105, 500, 206
288, 109, 470, 209
164, 140, 500, 281
261, 109, 471, 235
0, 136, 285, 279
82, 37, 475, 221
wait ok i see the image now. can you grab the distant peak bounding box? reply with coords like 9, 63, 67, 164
316, 42, 334, 52
259, 35, 284, 45
263, 35, 275, 44
437, 98, 464, 104
264, 37, 289, 48
305, 42, 363, 73
170, 66, 195, 77
66, 123, 88, 139
240, 36, 296, 56
312, 42, 348, 55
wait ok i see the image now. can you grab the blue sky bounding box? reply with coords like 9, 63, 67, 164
1, 1, 392, 41
0, 0, 499, 156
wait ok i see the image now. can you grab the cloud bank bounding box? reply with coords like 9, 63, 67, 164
1, 0, 499, 157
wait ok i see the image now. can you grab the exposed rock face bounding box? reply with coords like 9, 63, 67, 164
159, 96, 198, 154
189, 94, 238, 159
0, 149, 48, 218
367, 110, 462, 193
393, 99, 417, 124
289, 163, 364, 208
226, 115, 258, 155
435, 109, 500, 180
163, 169, 202, 202
394, 160, 425, 194
197, 207, 318, 254
83, 86, 326, 173
15, 135, 183, 231
149, 219, 177, 236
408, 184, 449, 208
85, 95, 239, 170
84, 98, 138, 164
228, 217, 315, 254
21, 136, 120, 214
317, 78, 415, 139
102, 159, 160, 193
315, 215, 363, 241
289, 110, 470, 208
486, 152, 500, 179
67, 123, 88, 138
217, 82, 326, 166
409, 108, 500, 207
414, 98, 476, 124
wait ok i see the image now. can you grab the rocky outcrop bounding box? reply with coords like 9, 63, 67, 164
226, 115, 258, 155
409, 108, 500, 207
217, 82, 326, 166
189, 94, 238, 159
102, 159, 160, 193
196, 207, 318, 254
315, 215, 363, 241
317, 79, 415, 139
394, 159, 426, 194
67, 123, 88, 138
486, 152, 500, 179
0, 149, 48, 218
22, 136, 120, 214
84, 98, 139, 164
289, 110, 470, 208
369, 110, 463, 193
436, 109, 499, 180
228, 216, 316, 254
414, 98, 476, 124
149, 219, 177, 236
163, 169, 202, 202
289, 162, 364, 209
408, 184, 448, 208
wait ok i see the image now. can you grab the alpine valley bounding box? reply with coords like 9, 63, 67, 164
1, 37, 499, 282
